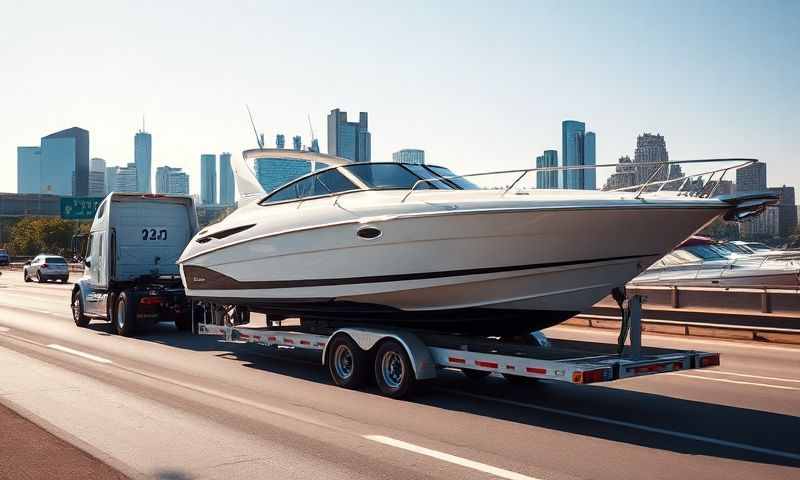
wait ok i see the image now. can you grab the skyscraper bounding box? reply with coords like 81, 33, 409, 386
633, 133, 669, 186
392, 149, 425, 165
327, 109, 371, 162
254, 136, 310, 192
276, 134, 285, 149
113, 163, 138, 192
156, 166, 190, 195
768, 185, 797, 237
561, 120, 595, 190
89, 158, 106, 197
603, 156, 636, 191
135, 128, 152, 193
736, 162, 767, 193
292, 136, 302, 151
39, 127, 90, 197
200, 154, 217, 205
16, 146, 41, 194
105, 166, 118, 194
219, 152, 235, 205
535, 150, 559, 189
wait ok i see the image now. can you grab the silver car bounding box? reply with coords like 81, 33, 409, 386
23, 255, 70, 283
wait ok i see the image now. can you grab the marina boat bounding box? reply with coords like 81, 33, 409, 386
178, 150, 776, 335
630, 236, 800, 289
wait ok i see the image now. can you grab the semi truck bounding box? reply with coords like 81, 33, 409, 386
71, 193, 199, 336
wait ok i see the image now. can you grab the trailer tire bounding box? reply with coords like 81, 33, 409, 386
71, 290, 90, 328
462, 369, 492, 381
374, 340, 416, 399
327, 335, 369, 389
114, 292, 137, 337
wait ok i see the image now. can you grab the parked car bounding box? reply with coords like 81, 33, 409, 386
0, 249, 9, 266
23, 255, 70, 283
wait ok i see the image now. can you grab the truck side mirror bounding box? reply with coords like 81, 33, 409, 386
84, 257, 92, 268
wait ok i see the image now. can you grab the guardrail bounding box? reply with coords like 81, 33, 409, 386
1, 262, 84, 273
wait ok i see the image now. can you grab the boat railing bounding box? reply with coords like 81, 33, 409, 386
401, 158, 758, 203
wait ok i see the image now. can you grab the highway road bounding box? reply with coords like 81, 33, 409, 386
1, 270, 799, 480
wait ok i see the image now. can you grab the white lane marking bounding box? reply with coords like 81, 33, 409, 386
700, 370, 800, 384
365, 435, 541, 480
435, 388, 800, 461
671, 373, 799, 391
47, 344, 113, 364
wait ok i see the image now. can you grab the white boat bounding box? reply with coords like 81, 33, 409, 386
178, 150, 776, 335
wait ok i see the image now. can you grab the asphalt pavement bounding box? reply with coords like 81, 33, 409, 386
0, 270, 799, 480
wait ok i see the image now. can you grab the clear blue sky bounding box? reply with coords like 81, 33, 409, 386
1, 0, 798, 194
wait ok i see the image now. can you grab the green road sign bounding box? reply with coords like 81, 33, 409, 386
60, 197, 104, 220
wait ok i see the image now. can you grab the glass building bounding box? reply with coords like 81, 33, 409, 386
17, 146, 41, 194
327, 109, 371, 162
736, 162, 767, 193
39, 127, 90, 196
392, 149, 425, 165
135, 129, 152, 193
292, 136, 302, 151
156, 166, 189, 195
535, 150, 559, 189
219, 152, 235, 205
255, 157, 311, 193
89, 158, 106, 197
200, 154, 217, 205
561, 121, 595, 190
113, 163, 138, 192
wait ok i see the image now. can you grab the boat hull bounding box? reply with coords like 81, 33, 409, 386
181, 204, 724, 335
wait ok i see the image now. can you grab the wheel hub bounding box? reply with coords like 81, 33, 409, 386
334, 344, 354, 379
381, 351, 404, 389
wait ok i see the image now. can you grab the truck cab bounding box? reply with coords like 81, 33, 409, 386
72, 193, 199, 336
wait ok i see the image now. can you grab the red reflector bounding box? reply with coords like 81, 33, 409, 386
701, 354, 720, 368
526, 367, 546, 375
475, 360, 498, 369
139, 297, 161, 305
267, 336, 277, 341
284, 338, 294, 344
579, 369, 608, 384
572, 372, 583, 383
300, 340, 310, 345
448, 357, 466, 364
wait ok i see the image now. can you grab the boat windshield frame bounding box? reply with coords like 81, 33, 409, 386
258, 162, 467, 206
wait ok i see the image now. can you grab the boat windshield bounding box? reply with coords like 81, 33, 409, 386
683, 244, 729, 260
426, 166, 480, 190
263, 168, 359, 204
341, 163, 452, 190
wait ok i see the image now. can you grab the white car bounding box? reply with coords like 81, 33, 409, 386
23, 255, 70, 283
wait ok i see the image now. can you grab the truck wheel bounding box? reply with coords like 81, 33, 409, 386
327, 335, 369, 389
71, 290, 90, 327
114, 292, 137, 337
462, 369, 492, 381
374, 340, 416, 398
175, 312, 193, 332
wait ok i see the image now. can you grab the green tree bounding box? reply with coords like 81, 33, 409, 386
8, 217, 79, 256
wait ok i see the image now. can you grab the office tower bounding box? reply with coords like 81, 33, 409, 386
769, 186, 797, 237
135, 128, 152, 193
292, 136, 302, 151
17, 146, 41, 194
156, 166, 190, 195
39, 127, 90, 196
561, 120, 595, 189
113, 163, 138, 192
535, 150, 559, 189
603, 156, 636, 190
105, 166, 118, 194
327, 109, 371, 162
736, 162, 767, 193
309, 138, 320, 153
219, 152, 235, 205
254, 135, 312, 192
201, 154, 217, 205
633, 133, 668, 186
276, 134, 285, 150
89, 158, 106, 197
392, 149, 425, 165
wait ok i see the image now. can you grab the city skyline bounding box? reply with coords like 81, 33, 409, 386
1, 2, 798, 196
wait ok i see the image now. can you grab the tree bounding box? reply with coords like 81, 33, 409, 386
8, 217, 78, 256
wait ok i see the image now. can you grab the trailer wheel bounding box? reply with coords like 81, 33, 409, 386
327, 335, 369, 389
374, 340, 416, 398
462, 369, 492, 381
71, 290, 90, 327
114, 292, 137, 337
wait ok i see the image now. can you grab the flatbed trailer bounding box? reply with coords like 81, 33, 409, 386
194, 296, 720, 398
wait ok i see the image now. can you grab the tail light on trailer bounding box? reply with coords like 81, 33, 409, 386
139, 297, 162, 305
573, 369, 609, 384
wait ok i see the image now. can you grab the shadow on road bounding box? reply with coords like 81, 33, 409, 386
133, 327, 800, 469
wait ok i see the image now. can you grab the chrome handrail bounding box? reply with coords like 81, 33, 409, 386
400, 158, 757, 203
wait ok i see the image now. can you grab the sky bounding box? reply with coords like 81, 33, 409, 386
1, 0, 798, 195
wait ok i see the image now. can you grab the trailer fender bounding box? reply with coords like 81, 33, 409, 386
322, 328, 437, 380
